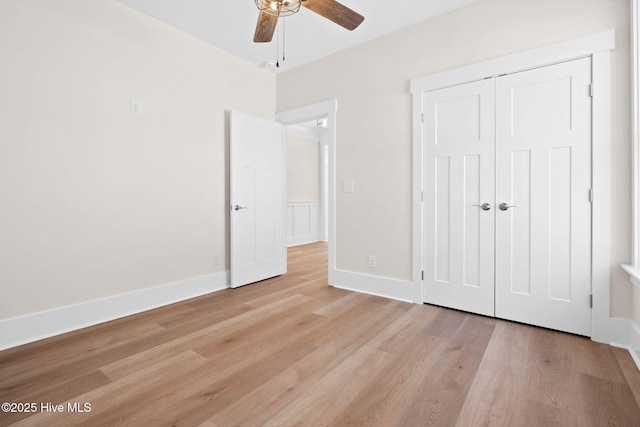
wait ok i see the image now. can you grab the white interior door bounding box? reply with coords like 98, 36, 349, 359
494, 58, 592, 336
422, 79, 496, 317
421, 58, 593, 336
230, 111, 286, 288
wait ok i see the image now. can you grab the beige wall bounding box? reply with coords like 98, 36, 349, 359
287, 132, 321, 202
277, 0, 633, 318
0, 0, 275, 320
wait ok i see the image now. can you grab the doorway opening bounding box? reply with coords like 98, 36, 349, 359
285, 120, 329, 247
276, 99, 337, 283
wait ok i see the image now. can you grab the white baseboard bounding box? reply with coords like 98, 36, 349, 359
628, 321, 640, 372
593, 315, 630, 347
601, 319, 640, 373
330, 269, 416, 303
0, 271, 229, 351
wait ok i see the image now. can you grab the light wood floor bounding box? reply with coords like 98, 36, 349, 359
1, 242, 640, 426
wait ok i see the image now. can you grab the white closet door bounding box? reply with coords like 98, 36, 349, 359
422, 79, 496, 316
494, 58, 592, 336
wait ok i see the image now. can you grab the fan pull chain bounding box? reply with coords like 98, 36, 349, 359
274, 18, 286, 68
275, 25, 279, 68
282, 18, 286, 63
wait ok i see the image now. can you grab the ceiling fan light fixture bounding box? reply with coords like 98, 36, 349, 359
255, 0, 302, 17
253, 0, 364, 45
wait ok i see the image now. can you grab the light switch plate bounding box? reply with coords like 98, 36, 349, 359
343, 181, 355, 193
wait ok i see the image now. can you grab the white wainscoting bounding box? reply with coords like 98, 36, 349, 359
287, 202, 325, 246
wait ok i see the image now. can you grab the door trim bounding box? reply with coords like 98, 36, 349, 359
411, 30, 620, 344
410, 30, 614, 93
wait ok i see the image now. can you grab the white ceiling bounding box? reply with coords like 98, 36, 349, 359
118, 0, 477, 73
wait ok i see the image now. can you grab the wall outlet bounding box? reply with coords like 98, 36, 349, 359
213, 254, 221, 266
367, 255, 376, 268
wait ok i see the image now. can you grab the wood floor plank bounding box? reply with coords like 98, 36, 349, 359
192, 309, 327, 360
328, 332, 449, 426
456, 321, 549, 427
1, 242, 639, 426
0, 370, 111, 426
79, 350, 212, 427
262, 348, 394, 427
376, 304, 440, 354
9, 350, 208, 427
0, 322, 172, 403
614, 347, 640, 408
151, 341, 318, 426
575, 372, 640, 426
421, 304, 470, 339
99, 294, 314, 381
311, 291, 372, 317
390, 315, 496, 427
259, 303, 420, 426
242, 277, 346, 309
568, 335, 630, 384
0, 320, 166, 382
207, 300, 415, 426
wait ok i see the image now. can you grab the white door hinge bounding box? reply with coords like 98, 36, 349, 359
421, 112, 425, 123
589, 294, 593, 308
589, 188, 593, 203
589, 83, 594, 97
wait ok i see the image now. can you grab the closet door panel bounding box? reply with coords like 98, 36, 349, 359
494, 57, 592, 336
422, 79, 495, 316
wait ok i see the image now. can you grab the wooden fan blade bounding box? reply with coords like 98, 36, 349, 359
254, 9, 278, 42
302, 0, 364, 31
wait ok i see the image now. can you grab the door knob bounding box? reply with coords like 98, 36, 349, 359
473, 203, 491, 211
499, 203, 517, 211
233, 204, 248, 211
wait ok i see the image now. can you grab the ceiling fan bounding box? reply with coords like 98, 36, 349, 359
253, 0, 364, 43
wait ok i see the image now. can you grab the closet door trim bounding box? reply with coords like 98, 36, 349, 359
411, 30, 619, 344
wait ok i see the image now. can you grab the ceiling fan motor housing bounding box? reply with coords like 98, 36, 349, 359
255, 0, 303, 17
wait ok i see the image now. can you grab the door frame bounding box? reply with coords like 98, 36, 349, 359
411, 29, 620, 344
276, 99, 337, 282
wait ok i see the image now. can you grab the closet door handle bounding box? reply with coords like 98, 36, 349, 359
499, 203, 517, 211
233, 205, 248, 211
473, 203, 491, 211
